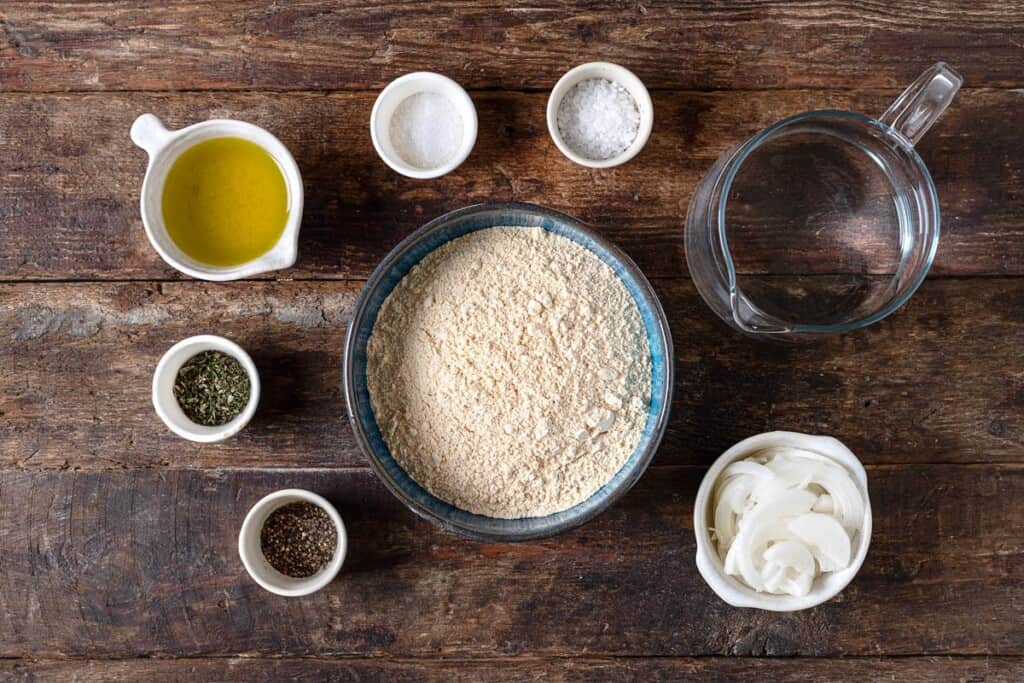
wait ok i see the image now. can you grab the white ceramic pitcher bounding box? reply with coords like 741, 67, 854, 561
131, 113, 304, 281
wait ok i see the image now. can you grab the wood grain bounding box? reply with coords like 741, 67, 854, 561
0, 89, 1020, 281
0, 465, 1021, 658
2, 0, 1022, 670
1, 1, 1022, 92
3, 656, 1023, 682
1, 277, 1022, 471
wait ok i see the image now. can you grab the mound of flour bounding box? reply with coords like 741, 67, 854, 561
367, 227, 651, 518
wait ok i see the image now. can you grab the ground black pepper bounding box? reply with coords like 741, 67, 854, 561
260, 502, 337, 578
173, 350, 250, 426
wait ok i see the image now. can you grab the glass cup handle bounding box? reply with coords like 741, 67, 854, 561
879, 62, 962, 146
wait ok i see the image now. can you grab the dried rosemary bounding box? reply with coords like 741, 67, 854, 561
173, 350, 250, 426
260, 502, 337, 578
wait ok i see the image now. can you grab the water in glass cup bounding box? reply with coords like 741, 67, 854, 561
685, 62, 962, 338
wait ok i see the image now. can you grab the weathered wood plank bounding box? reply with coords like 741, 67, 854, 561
1, 1, 1021, 92
3, 656, 1023, 682
2, 277, 1022, 470
0, 465, 1021, 657
0, 89, 1019, 281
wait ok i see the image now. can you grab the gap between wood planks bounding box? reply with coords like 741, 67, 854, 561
0, 653, 1022, 662
4, 464, 1023, 474
0, 85, 1016, 96
2, 655, 1022, 683
1, 273, 1021, 285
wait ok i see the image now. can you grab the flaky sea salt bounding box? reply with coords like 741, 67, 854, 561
389, 91, 464, 170
556, 77, 640, 161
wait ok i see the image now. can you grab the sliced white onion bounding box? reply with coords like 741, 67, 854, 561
810, 466, 864, 533
763, 540, 816, 577
722, 460, 774, 480
760, 449, 864, 532
812, 493, 834, 514
710, 444, 865, 597
788, 513, 852, 573
761, 562, 788, 593
728, 489, 816, 591
713, 475, 755, 549
783, 571, 814, 597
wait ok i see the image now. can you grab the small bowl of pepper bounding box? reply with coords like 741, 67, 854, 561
152, 334, 260, 442
238, 489, 347, 597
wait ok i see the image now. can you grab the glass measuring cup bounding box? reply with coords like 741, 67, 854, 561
685, 62, 962, 337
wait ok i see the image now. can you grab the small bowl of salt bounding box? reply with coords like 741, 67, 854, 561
370, 71, 478, 179
547, 62, 653, 169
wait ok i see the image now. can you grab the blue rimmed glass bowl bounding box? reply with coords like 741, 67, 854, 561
343, 202, 674, 541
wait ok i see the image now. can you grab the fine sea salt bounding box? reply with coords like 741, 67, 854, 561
556, 77, 640, 161
389, 91, 464, 170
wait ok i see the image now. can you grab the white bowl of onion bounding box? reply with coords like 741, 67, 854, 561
694, 431, 872, 611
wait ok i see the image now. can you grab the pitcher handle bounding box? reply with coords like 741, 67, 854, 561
879, 62, 962, 146
130, 113, 172, 157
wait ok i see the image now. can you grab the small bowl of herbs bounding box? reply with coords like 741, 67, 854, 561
152, 334, 260, 442
238, 488, 347, 596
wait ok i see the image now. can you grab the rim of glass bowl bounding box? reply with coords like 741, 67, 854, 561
342, 201, 674, 542
714, 109, 941, 334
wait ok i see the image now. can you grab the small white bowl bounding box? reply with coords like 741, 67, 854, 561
130, 113, 304, 281
547, 61, 654, 169
152, 334, 260, 443
238, 488, 347, 597
694, 431, 872, 612
370, 71, 478, 179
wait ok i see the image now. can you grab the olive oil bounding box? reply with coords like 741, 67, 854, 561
162, 137, 289, 267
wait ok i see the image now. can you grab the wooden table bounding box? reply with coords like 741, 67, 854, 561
2, 2, 1022, 680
